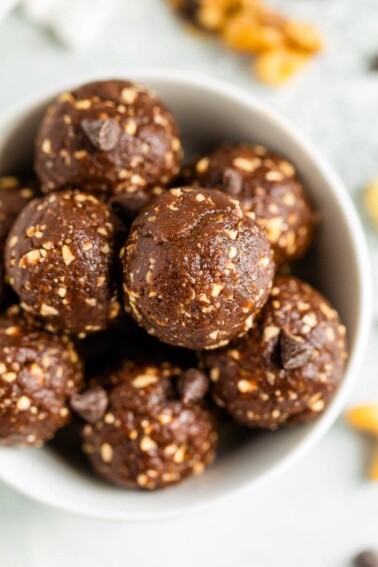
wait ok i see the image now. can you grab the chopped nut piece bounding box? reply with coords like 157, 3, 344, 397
17, 396, 31, 411
132, 374, 158, 388
237, 379, 256, 393
140, 436, 157, 452
121, 87, 138, 104
100, 443, 114, 463
40, 304, 59, 317
61, 244, 75, 266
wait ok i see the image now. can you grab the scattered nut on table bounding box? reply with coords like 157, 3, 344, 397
167, 0, 323, 85
346, 405, 378, 480
362, 179, 378, 229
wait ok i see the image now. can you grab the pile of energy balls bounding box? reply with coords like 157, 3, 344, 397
0, 79, 348, 490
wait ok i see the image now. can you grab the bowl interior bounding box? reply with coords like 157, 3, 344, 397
0, 73, 370, 521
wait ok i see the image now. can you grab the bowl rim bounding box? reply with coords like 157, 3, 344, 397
0, 68, 373, 522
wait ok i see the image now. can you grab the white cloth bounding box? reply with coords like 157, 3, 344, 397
1, 0, 118, 50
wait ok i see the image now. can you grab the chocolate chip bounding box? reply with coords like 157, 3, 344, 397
222, 168, 243, 196
280, 329, 313, 370
70, 386, 108, 423
353, 550, 378, 567
177, 368, 209, 403
80, 118, 121, 151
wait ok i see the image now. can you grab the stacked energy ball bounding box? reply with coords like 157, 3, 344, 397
0, 79, 348, 490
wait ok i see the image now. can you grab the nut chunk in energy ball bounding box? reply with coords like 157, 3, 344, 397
34, 79, 182, 203
0, 312, 82, 446
182, 143, 316, 264
203, 276, 348, 429
80, 362, 217, 490
122, 187, 274, 350
5, 190, 121, 335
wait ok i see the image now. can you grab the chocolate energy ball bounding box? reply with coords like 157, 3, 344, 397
181, 144, 316, 263
79, 361, 217, 489
34, 80, 182, 204
203, 276, 348, 429
5, 190, 121, 335
122, 187, 274, 350
0, 311, 83, 446
0, 177, 38, 303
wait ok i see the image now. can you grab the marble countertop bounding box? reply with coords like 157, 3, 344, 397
1, 1, 378, 565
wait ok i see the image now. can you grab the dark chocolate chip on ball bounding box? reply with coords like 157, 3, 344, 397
80, 118, 121, 151
70, 386, 109, 424
279, 328, 314, 370
177, 368, 209, 403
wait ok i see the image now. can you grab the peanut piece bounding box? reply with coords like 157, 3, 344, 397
362, 180, 378, 229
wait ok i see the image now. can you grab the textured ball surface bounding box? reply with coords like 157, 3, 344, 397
6, 190, 121, 335
122, 187, 274, 350
203, 276, 348, 428
0, 311, 82, 446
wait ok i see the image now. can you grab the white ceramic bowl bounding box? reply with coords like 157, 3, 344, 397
0, 71, 372, 522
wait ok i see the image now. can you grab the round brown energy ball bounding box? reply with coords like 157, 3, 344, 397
122, 187, 274, 350
79, 361, 217, 490
0, 311, 83, 446
5, 190, 121, 335
181, 143, 316, 264
34, 80, 182, 204
0, 177, 38, 305
203, 276, 348, 429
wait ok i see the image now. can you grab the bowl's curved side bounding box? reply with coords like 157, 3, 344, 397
0, 70, 372, 522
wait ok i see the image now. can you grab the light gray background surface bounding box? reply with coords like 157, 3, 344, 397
1, 1, 378, 565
